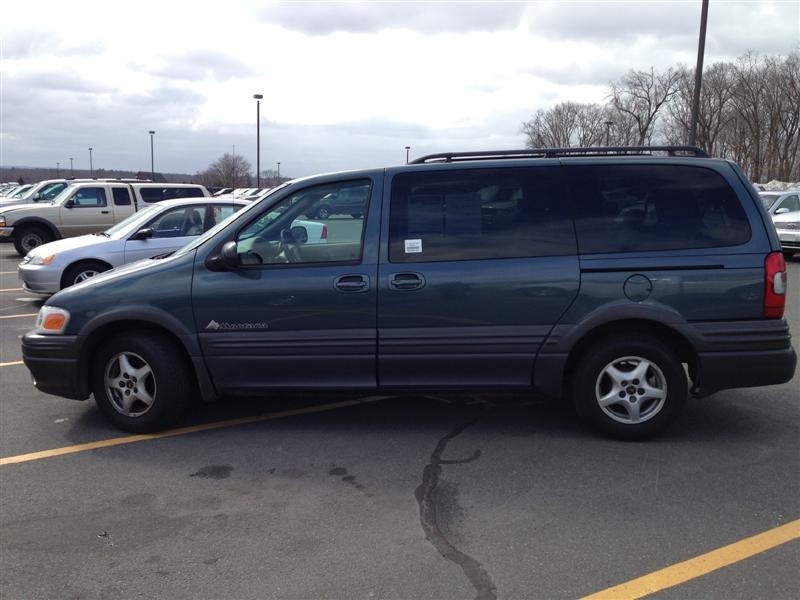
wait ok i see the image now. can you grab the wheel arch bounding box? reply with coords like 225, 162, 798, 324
60, 258, 114, 289
11, 217, 61, 240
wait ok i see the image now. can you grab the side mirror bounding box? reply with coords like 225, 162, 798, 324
290, 225, 308, 244
775, 207, 791, 215
33, 192, 42, 201
132, 228, 153, 240
64, 199, 74, 208
221, 240, 241, 269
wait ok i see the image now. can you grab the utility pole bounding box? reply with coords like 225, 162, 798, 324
277, 161, 280, 179
604, 121, 614, 146
89, 147, 94, 178
69, 157, 74, 178
405, 145, 411, 164
149, 131, 156, 179
254, 94, 263, 187
56, 162, 60, 178
689, 0, 710, 148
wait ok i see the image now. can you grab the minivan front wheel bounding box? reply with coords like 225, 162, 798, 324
92, 332, 191, 433
570, 335, 687, 440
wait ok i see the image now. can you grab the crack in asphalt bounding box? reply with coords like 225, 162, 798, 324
415, 412, 496, 600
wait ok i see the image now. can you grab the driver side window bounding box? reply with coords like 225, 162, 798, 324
235, 179, 371, 266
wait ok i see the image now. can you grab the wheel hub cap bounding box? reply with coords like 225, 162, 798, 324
594, 356, 667, 425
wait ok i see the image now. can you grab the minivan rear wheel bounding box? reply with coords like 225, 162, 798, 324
569, 335, 687, 440
92, 332, 192, 433
14, 226, 51, 256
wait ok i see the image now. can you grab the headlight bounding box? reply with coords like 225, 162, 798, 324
28, 254, 56, 265
0, 215, 5, 226
34, 306, 70, 335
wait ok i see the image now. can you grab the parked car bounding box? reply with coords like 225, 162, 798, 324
18, 199, 248, 293
1, 183, 34, 200
21, 147, 795, 439
760, 191, 800, 216
0, 182, 209, 255
772, 209, 800, 259
307, 183, 370, 219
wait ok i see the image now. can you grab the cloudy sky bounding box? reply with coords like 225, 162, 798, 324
1, 0, 798, 178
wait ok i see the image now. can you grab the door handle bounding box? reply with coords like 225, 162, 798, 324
389, 272, 425, 291
101, 210, 110, 214
334, 274, 369, 293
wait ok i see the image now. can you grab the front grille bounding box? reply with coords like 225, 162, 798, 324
777, 222, 800, 231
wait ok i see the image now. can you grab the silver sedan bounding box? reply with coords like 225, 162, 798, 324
19, 199, 247, 294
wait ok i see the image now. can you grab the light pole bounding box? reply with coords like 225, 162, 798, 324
689, 0, 710, 147
277, 161, 280, 179
69, 157, 74, 178
56, 162, 60, 178
88, 147, 93, 178
405, 145, 410, 164
254, 94, 263, 187
604, 121, 614, 146
149, 131, 156, 179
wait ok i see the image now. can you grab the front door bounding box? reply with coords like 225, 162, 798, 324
192, 177, 381, 394
377, 164, 580, 387
60, 186, 112, 236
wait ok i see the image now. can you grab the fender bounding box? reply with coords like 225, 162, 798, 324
9, 217, 62, 240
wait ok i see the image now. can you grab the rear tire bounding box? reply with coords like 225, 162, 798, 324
92, 332, 192, 433
62, 260, 111, 289
315, 205, 331, 219
14, 226, 51, 256
569, 335, 688, 440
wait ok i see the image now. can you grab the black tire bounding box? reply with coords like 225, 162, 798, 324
61, 260, 111, 289
92, 332, 192, 433
14, 226, 51, 256
782, 250, 796, 260
316, 205, 331, 219
569, 335, 688, 440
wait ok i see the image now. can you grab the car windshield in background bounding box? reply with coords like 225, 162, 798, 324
760, 194, 781, 209
103, 204, 163, 237
39, 183, 67, 200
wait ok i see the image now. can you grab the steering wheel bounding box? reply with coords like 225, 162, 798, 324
279, 228, 303, 263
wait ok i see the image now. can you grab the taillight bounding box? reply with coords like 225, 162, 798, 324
764, 251, 787, 319
321, 225, 328, 239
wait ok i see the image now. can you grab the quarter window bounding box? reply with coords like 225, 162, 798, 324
567, 165, 751, 254
389, 167, 574, 263
235, 180, 370, 265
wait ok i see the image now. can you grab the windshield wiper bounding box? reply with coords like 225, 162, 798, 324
93, 232, 110, 237
150, 251, 175, 260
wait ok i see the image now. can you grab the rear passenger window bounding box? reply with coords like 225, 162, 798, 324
389, 167, 574, 263
112, 188, 132, 206
568, 165, 751, 254
140, 188, 163, 203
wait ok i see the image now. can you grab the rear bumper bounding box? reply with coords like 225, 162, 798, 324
694, 346, 797, 396
21, 333, 90, 400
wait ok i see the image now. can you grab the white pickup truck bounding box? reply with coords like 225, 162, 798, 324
0, 182, 209, 255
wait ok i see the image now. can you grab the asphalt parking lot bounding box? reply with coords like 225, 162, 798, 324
0, 244, 798, 600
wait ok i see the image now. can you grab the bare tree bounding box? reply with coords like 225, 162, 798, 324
610, 67, 682, 144
201, 153, 253, 188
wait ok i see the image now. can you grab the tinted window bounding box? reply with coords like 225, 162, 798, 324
112, 187, 132, 206
40, 183, 67, 200
163, 187, 204, 200
389, 167, 574, 263
71, 187, 107, 207
236, 179, 370, 265
568, 165, 751, 254
139, 188, 163, 203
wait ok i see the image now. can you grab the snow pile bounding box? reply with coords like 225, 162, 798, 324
755, 180, 800, 191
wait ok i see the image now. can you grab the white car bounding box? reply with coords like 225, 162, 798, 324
19, 199, 248, 294
760, 191, 800, 216
772, 209, 800, 259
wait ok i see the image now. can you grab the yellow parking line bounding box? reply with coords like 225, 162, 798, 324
0, 287, 22, 292
0, 360, 24, 367
582, 519, 800, 599
0, 396, 388, 466
0, 313, 37, 320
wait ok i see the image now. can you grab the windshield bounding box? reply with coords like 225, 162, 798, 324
103, 204, 163, 237
39, 182, 67, 200
760, 194, 781, 209
173, 183, 290, 257
11, 185, 33, 198
50, 184, 81, 205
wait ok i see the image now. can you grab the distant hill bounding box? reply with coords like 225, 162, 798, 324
1, 166, 200, 185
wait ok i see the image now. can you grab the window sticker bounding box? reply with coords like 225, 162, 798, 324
405, 238, 422, 253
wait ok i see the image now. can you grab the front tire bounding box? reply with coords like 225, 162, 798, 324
62, 260, 110, 289
315, 205, 331, 219
14, 226, 51, 256
92, 332, 192, 433
569, 335, 688, 440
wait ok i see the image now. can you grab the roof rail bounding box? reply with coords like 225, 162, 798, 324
409, 145, 709, 164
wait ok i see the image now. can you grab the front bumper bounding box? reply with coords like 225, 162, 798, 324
776, 229, 800, 251
18, 263, 60, 295
21, 332, 90, 400
0, 226, 14, 239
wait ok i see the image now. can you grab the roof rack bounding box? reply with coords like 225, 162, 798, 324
409, 145, 709, 164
